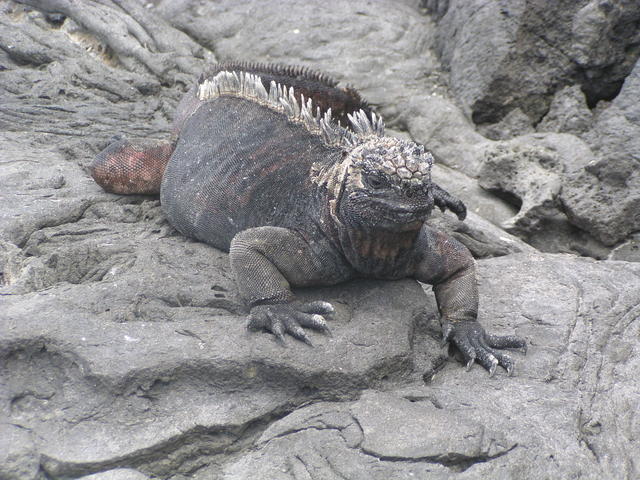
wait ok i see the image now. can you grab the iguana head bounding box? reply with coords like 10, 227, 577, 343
337, 137, 435, 231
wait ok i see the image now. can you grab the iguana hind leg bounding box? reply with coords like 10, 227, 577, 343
90, 136, 176, 195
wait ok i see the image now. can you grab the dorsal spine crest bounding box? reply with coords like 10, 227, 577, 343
197, 70, 385, 148
203, 61, 341, 88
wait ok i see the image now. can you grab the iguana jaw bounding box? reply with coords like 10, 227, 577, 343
343, 189, 432, 231
368, 196, 432, 222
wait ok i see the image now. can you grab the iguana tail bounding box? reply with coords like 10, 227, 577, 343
90, 136, 175, 195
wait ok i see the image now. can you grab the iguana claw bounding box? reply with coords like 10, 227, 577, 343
443, 320, 525, 375
248, 301, 333, 345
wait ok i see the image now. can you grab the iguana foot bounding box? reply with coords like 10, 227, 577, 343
443, 321, 526, 376
248, 301, 334, 345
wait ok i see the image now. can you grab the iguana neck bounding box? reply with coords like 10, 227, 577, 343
336, 223, 421, 278
311, 159, 422, 277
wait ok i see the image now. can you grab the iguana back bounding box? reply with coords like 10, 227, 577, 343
161, 93, 341, 250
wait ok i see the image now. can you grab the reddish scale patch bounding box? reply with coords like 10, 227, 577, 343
232, 135, 298, 208
91, 140, 174, 195
354, 229, 418, 262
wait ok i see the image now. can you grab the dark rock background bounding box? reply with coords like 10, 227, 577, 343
1, 1, 639, 478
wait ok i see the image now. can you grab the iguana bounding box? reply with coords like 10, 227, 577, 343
90, 61, 526, 375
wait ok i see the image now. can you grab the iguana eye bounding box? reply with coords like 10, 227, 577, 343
365, 174, 386, 189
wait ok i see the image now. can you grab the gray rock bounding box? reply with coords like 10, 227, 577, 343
561, 155, 640, 247
0, 424, 40, 480
433, 0, 529, 123
403, 95, 490, 178
613, 53, 640, 125
1, 193, 430, 477
431, 0, 640, 124
154, 0, 493, 180
352, 391, 511, 462
561, 58, 640, 246
154, 0, 439, 116
3, 1, 640, 478
0, 131, 98, 248
570, 0, 640, 104
608, 233, 640, 262
220, 254, 640, 480
431, 163, 517, 228
222, 390, 511, 479
429, 210, 535, 259
479, 137, 564, 235
476, 133, 610, 257
537, 85, 593, 135
79, 469, 150, 480
478, 107, 535, 140
14, 0, 213, 82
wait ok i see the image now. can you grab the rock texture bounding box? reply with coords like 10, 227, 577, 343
1, 0, 639, 479
561, 58, 640, 246
427, 0, 640, 124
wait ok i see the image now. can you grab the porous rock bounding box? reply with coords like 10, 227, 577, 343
477, 132, 610, 257
424, 0, 640, 252
429, 0, 640, 124
561, 58, 640, 246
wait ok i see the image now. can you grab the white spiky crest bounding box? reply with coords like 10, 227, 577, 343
197, 70, 385, 147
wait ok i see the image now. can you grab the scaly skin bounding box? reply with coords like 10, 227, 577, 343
90, 63, 526, 375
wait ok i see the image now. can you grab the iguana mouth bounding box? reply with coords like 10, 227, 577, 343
372, 197, 431, 215
371, 198, 432, 225
345, 191, 432, 226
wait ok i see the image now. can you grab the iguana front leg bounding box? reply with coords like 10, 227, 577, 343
415, 226, 526, 375
230, 226, 353, 345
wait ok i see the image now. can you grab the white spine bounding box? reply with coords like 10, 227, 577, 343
197, 70, 385, 148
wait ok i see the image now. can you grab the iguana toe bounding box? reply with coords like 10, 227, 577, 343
294, 312, 330, 334
248, 302, 333, 345
486, 334, 527, 353
445, 320, 525, 375
299, 300, 335, 316
432, 184, 467, 220
282, 316, 314, 345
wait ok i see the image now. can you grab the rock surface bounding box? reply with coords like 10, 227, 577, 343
560, 58, 640, 246
1, 1, 639, 479
428, 0, 640, 124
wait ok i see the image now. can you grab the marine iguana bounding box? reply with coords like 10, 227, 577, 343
90, 61, 526, 375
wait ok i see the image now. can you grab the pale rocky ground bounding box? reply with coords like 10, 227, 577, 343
1, 1, 639, 479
